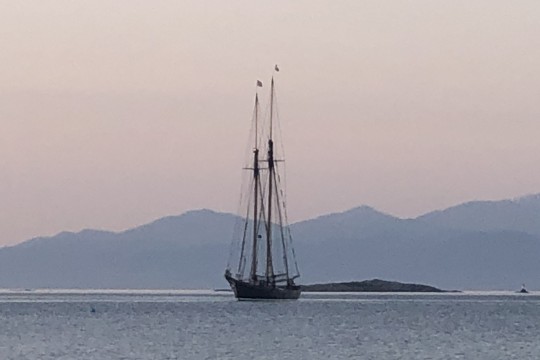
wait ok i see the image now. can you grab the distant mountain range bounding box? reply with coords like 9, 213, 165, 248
2, 194, 540, 290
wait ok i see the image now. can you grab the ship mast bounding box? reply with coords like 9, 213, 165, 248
225, 68, 302, 299
249, 94, 260, 282
265, 77, 276, 284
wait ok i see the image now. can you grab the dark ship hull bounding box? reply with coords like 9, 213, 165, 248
225, 274, 301, 300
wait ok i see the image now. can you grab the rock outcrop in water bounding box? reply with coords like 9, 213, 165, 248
301, 279, 444, 292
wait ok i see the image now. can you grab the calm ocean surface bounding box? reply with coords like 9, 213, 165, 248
1, 290, 539, 359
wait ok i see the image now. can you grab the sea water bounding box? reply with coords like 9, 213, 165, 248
1, 290, 539, 359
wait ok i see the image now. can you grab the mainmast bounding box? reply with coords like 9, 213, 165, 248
249, 94, 260, 282
265, 77, 276, 284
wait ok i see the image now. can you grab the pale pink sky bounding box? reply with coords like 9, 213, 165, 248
1, 1, 540, 245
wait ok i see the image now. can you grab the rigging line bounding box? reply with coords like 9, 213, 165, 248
230, 102, 258, 275
236, 174, 253, 263
273, 87, 286, 162
229, 99, 261, 274
257, 173, 271, 278
237, 214, 250, 277
273, 164, 290, 279
279, 166, 300, 277
258, 175, 268, 220
273, 165, 290, 235
240, 101, 260, 173
258, 97, 271, 144
227, 170, 248, 265
227, 177, 249, 272
255, 177, 266, 239
269, 99, 298, 278
289, 227, 300, 277
277, 176, 295, 279
253, 174, 267, 277
272, 90, 290, 221
250, 175, 267, 278
275, 123, 288, 224
274, 164, 290, 225
257, 182, 269, 279
237, 177, 254, 277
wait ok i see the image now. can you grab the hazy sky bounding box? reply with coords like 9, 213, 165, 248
1, 1, 540, 245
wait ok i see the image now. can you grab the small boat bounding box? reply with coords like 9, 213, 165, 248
518, 284, 529, 294
225, 68, 301, 300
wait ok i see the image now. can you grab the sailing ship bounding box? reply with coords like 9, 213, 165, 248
225, 70, 301, 300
